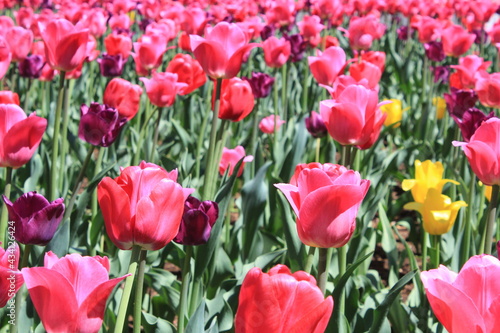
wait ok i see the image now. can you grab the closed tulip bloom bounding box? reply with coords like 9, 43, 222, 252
132, 34, 167, 76
2, 192, 64, 245
259, 115, 285, 133
0, 243, 23, 308
22, 252, 129, 333
39, 18, 89, 72
104, 32, 132, 59
18, 54, 44, 79
475, 72, 500, 108
361, 51, 386, 73
243, 72, 275, 99
380, 99, 408, 128
421, 254, 500, 333
190, 22, 259, 79
320, 84, 386, 150
441, 24, 476, 57
305, 111, 328, 138
97, 54, 125, 77
0, 91, 20, 105
349, 60, 382, 89
297, 15, 324, 47
218, 77, 255, 122
5, 26, 33, 62
449, 55, 490, 90
275, 164, 370, 248
103, 78, 142, 120
78, 103, 127, 147
424, 41, 445, 62
308, 46, 346, 86
140, 72, 187, 108
173, 196, 219, 245
97, 161, 194, 251
402, 160, 459, 203
404, 189, 466, 235
262, 36, 291, 68
166, 53, 207, 95
0, 36, 12, 80
219, 146, 253, 177
432, 96, 447, 120
348, 15, 386, 50
284, 34, 308, 62
235, 264, 333, 333
451, 108, 495, 142
453, 117, 500, 186
444, 88, 478, 119
0, 104, 47, 169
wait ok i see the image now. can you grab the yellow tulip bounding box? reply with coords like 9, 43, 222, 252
380, 99, 408, 128
404, 189, 467, 235
402, 160, 459, 203
432, 97, 446, 120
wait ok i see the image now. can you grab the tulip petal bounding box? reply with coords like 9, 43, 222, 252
274, 183, 300, 217
226, 43, 259, 78
323, 102, 364, 146
191, 39, 227, 78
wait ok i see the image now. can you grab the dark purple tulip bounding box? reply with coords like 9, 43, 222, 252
397, 26, 408, 40
472, 29, 488, 45
2, 192, 64, 246
431, 65, 449, 83
18, 55, 44, 79
173, 196, 219, 245
139, 18, 153, 32
260, 25, 275, 41
78, 103, 128, 147
451, 107, 495, 142
305, 111, 328, 138
97, 54, 125, 77
284, 34, 307, 62
444, 88, 478, 118
424, 41, 445, 62
243, 72, 275, 99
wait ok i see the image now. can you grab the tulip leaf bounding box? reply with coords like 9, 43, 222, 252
332, 251, 374, 300
142, 312, 176, 333
44, 214, 70, 258
377, 202, 399, 286
368, 270, 417, 333
186, 299, 206, 333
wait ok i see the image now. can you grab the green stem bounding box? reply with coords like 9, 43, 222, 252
461, 175, 475, 267
49, 72, 66, 201
432, 235, 440, 268
19, 244, 32, 269
134, 249, 147, 333
114, 246, 141, 333
250, 99, 260, 176
483, 185, 499, 255
23, 79, 32, 112
58, 78, 74, 192
317, 247, 328, 295
315, 138, 321, 163
133, 101, 153, 165
12, 244, 32, 333
304, 246, 316, 274
91, 147, 105, 218
0, 167, 12, 244
281, 62, 288, 123
341, 145, 352, 168
189, 278, 201, 316
178, 246, 193, 333
337, 245, 346, 318
195, 89, 212, 181
422, 229, 428, 271
149, 107, 164, 162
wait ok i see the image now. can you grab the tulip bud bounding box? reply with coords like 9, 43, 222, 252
78, 103, 128, 147
431, 65, 449, 83
259, 115, 285, 133
397, 26, 409, 40
2, 192, 64, 245
424, 41, 445, 62
97, 54, 125, 77
305, 111, 327, 138
18, 54, 44, 78
444, 88, 478, 119
243, 72, 275, 99
173, 197, 219, 245
260, 24, 275, 41
284, 33, 307, 62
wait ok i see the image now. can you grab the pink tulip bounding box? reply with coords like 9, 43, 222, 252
361, 51, 386, 73
5, 26, 32, 62
320, 84, 386, 149
259, 115, 285, 133
308, 46, 346, 86
219, 146, 253, 177
38, 18, 89, 72
0, 243, 23, 308
132, 34, 167, 76
441, 24, 476, 57
262, 36, 291, 68
421, 254, 500, 333
0, 104, 47, 169
297, 15, 324, 47
474, 72, 500, 108
453, 117, 500, 186
0, 36, 12, 80
349, 60, 382, 89
449, 55, 491, 90
22, 252, 129, 333
217, 77, 255, 122
348, 15, 385, 50
190, 22, 259, 79
140, 72, 187, 108
410, 15, 444, 43
275, 163, 370, 248
104, 32, 133, 59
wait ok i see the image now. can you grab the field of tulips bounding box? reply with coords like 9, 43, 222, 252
1, 0, 500, 332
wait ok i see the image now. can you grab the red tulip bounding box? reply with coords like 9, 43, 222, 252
219, 146, 253, 177
166, 53, 207, 95
97, 161, 194, 251
218, 78, 255, 122
320, 84, 386, 149
0, 243, 23, 308
449, 55, 491, 90
235, 264, 333, 333
140, 72, 187, 108
104, 32, 133, 59
308, 46, 346, 86
275, 163, 370, 248
262, 36, 291, 68
22, 252, 128, 333
190, 22, 259, 79
103, 78, 143, 120
475, 72, 500, 108
453, 117, 500, 186
361, 51, 386, 72
38, 18, 89, 72
421, 254, 500, 333
441, 24, 475, 57
0, 36, 11, 80
0, 91, 20, 105
0, 104, 47, 169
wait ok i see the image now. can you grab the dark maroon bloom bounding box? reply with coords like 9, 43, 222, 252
18, 55, 44, 79
424, 41, 445, 62
451, 107, 495, 142
431, 65, 449, 83
243, 72, 275, 99
260, 25, 275, 41
305, 111, 328, 138
2, 192, 64, 245
139, 18, 153, 32
472, 29, 488, 45
444, 88, 478, 118
284, 34, 307, 62
97, 54, 125, 77
173, 196, 219, 245
78, 103, 128, 147
397, 26, 408, 40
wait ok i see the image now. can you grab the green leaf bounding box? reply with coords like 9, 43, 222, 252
142, 312, 177, 333
186, 299, 206, 333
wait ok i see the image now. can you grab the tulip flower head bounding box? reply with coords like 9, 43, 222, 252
243, 72, 275, 99
218, 77, 255, 122
451, 107, 495, 142
22, 252, 129, 333
166, 53, 207, 95
18, 54, 44, 79
173, 196, 219, 245
275, 163, 370, 248
103, 78, 143, 121
380, 99, 408, 128
259, 115, 285, 134
308, 46, 346, 86
78, 103, 128, 147
402, 160, 459, 203
140, 72, 188, 108
97, 54, 126, 77
219, 146, 253, 177
262, 36, 291, 68
2, 192, 64, 245
0, 242, 23, 308
421, 254, 500, 333
432, 96, 447, 120
444, 88, 478, 119
235, 264, 333, 333
0, 91, 20, 105
305, 111, 328, 138
97, 162, 194, 251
